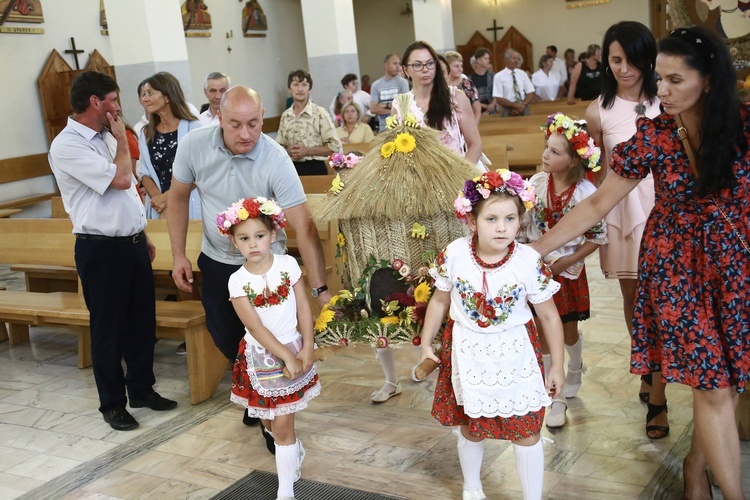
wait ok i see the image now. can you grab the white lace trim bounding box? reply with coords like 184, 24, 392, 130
451, 324, 551, 418
231, 381, 321, 419
527, 279, 560, 304
244, 339, 318, 397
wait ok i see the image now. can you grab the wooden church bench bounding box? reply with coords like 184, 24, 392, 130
0, 290, 224, 405
342, 142, 375, 154
300, 175, 336, 194
0, 154, 59, 211
482, 134, 541, 178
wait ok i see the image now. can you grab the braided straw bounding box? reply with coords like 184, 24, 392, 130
340, 214, 467, 282
316, 120, 481, 222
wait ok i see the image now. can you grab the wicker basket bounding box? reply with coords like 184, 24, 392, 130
340, 214, 467, 284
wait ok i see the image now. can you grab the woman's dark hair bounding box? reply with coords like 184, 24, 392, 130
659, 25, 744, 195
402, 40, 452, 131
142, 72, 197, 143
600, 21, 658, 109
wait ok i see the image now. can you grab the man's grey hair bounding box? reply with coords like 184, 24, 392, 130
204, 71, 231, 88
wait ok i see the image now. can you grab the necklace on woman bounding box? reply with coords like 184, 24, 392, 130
634, 102, 647, 115
543, 175, 576, 228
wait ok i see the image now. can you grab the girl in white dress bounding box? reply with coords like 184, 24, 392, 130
522, 113, 608, 429
419, 170, 565, 500
219, 197, 320, 500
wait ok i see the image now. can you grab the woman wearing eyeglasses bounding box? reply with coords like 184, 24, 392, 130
393, 40, 482, 164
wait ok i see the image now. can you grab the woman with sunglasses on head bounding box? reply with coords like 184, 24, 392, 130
393, 40, 482, 164
531, 26, 749, 498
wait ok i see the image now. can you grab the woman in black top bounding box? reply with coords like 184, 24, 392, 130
567, 44, 603, 104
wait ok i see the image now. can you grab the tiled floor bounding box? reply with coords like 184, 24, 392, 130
0, 257, 747, 499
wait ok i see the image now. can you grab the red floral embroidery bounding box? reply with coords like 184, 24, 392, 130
610, 111, 750, 392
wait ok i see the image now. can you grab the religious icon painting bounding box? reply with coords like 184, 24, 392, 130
0, 0, 44, 24
182, 0, 212, 30
243, 0, 268, 34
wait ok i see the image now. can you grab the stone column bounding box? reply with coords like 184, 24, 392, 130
412, 0, 455, 54
299, 0, 360, 108
103, 0, 194, 124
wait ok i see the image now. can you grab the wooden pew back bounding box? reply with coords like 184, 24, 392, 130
0, 154, 59, 210
0, 218, 203, 271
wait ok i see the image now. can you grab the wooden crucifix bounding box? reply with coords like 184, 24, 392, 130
64, 37, 84, 70
486, 19, 504, 42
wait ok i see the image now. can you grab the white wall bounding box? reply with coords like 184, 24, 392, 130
451, 0, 651, 70
0, 0, 308, 215
0, 0, 308, 161
184, 0, 308, 118
354, 0, 416, 83
0, 0, 113, 159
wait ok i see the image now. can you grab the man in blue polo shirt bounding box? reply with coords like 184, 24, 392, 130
168, 86, 331, 435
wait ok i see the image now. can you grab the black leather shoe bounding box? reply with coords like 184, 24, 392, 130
243, 409, 259, 426
129, 391, 177, 411
260, 421, 275, 455
103, 407, 139, 431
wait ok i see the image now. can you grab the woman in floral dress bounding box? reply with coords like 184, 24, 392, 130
531, 26, 749, 498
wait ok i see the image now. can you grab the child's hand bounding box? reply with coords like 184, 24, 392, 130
283, 355, 303, 379
297, 346, 314, 373
420, 344, 440, 365
546, 365, 566, 399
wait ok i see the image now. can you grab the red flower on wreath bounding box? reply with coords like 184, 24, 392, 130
254, 295, 266, 307
277, 284, 289, 298
268, 294, 280, 306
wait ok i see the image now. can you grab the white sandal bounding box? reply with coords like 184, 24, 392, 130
370, 381, 402, 403
294, 439, 305, 483
545, 398, 567, 429
462, 489, 487, 499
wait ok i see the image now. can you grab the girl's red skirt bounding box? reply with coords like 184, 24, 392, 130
431, 320, 545, 440
552, 266, 590, 324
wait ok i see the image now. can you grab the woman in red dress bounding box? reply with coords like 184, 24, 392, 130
531, 26, 749, 499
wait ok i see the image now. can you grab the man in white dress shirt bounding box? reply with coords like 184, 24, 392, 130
198, 71, 231, 126
492, 49, 536, 117
532, 55, 563, 102
546, 45, 568, 89
48, 71, 177, 432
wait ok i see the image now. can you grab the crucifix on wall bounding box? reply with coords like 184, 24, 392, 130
486, 19, 504, 42
64, 37, 84, 70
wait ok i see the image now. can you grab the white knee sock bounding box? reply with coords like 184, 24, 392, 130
565, 332, 583, 370
377, 346, 397, 384
542, 353, 551, 379
513, 440, 544, 500
457, 431, 485, 492
275, 440, 298, 498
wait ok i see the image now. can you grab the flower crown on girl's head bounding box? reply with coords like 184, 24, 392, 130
216, 197, 286, 235
543, 113, 601, 172
454, 169, 536, 224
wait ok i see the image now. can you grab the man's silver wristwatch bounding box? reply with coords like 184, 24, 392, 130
310, 285, 328, 298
